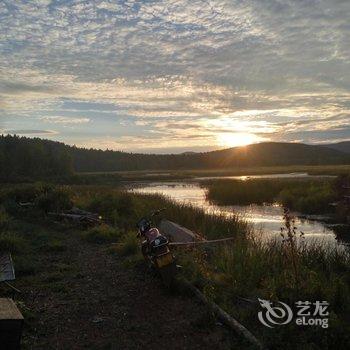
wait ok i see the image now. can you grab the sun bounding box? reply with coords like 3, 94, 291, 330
217, 132, 260, 148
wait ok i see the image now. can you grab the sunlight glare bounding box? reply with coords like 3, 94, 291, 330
217, 132, 260, 148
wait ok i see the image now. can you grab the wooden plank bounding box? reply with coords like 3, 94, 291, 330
0, 298, 23, 320
159, 219, 197, 243
0, 298, 24, 350
169, 237, 235, 246
182, 280, 264, 349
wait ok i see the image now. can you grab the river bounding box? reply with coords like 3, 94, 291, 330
128, 173, 347, 248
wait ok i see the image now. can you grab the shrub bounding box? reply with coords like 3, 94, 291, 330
0, 184, 42, 204
0, 183, 73, 216
115, 231, 139, 256
41, 239, 67, 252
205, 178, 337, 214
0, 232, 27, 253
11, 255, 38, 276
82, 225, 120, 244
278, 182, 336, 214
35, 185, 72, 213
86, 191, 137, 229
0, 207, 10, 231
205, 179, 282, 205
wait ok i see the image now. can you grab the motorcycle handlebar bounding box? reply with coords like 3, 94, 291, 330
136, 208, 166, 230
150, 208, 166, 217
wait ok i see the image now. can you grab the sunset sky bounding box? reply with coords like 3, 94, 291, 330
1, 0, 349, 153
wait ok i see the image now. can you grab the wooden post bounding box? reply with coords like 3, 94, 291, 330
0, 298, 24, 350
182, 280, 265, 349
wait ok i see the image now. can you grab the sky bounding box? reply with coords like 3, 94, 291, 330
0, 0, 349, 154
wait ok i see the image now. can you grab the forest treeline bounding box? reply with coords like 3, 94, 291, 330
1, 135, 350, 180
0, 135, 73, 181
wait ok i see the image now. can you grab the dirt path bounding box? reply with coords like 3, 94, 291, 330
15, 227, 236, 349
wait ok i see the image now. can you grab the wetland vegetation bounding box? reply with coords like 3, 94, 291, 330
204, 178, 337, 214
1, 183, 349, 349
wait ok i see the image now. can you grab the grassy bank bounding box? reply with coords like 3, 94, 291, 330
4, 164, 350, 185
77, 164, 350, 181
1, 183, 349, 349
204, 178, 337, 214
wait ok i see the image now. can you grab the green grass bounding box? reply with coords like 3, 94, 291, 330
175, 230, 350, 349
14, 256, 39, 276
82, 224, 121, 244
278, 181, 336, 214
114, 231, 139, 256
204, 178, 337, 214
76, 164, 350, 181
73, 186, 247, 239
1, 182, 349, 349
41, 239, 67, 252
73, 185, 346, 349
0, 206, 10, 230
209, 237, 350, 349
0, 232, 28, 253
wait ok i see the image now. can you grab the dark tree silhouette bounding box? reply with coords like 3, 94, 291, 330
1, 135, 349, 181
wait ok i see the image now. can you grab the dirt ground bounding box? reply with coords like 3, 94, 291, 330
7, 225, 239, 349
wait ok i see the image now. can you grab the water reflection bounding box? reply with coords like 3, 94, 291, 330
194, 172, 336, 181
129, 181, 344, 248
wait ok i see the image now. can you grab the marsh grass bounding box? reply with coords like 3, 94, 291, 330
0, 232, 28, 253
73, 186, 247, 239
115, 231, 139, 256
188, 218, 350, 350
41, 239, 67, 252
205, 178, 337, 214
1, 183, 349, 349
82, 224, 121, 244
0, 206, 10, 230
77, 164, 350, 181
181, 230, 350, 349
280, 208, 303, 293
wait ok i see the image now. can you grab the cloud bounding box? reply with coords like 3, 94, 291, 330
0, 81, 59, 95
0, 0, 349, 151
40, 116, 90, 124
5, 129, 58, 135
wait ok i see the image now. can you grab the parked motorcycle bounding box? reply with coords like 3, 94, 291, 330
137, 209, 177, 287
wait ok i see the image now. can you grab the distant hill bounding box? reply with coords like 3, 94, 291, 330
181, 151, 197, 155
323, 141, 350, 154
1, 135, 350, 180
201, 142, 350, 168
70, 141, 350, 172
